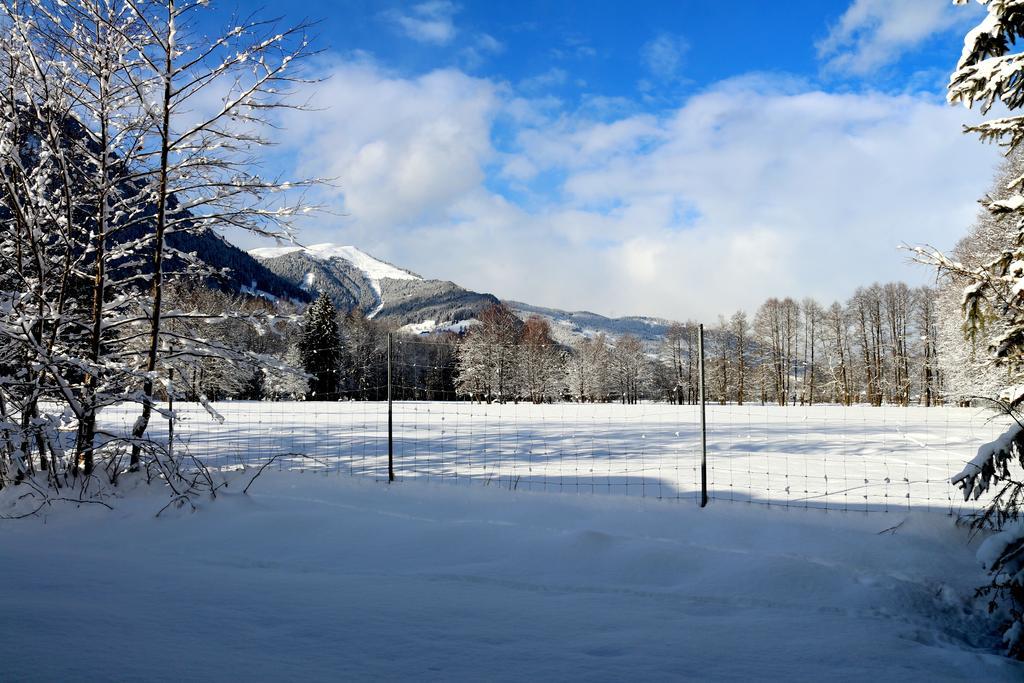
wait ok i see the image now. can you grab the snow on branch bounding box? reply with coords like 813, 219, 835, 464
952, 421, 1024, 500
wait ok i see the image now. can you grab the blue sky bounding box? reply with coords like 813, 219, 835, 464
223, 1, 967, 97
208, 1, 1000, 320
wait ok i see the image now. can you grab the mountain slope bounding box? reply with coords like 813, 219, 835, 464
169, 229, 311, 302
251, 244, 499, 325
5, 105, 309, 304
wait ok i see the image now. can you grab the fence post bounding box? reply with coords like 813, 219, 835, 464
167, 342, 174, 462
387, 332, 395, 483
698, 323, 708, 507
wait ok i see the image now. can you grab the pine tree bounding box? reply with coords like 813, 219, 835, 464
300, 294, 342, 401
239, 367, 266, 401
936, 148, 1024, 403
919, 0, 1024, 659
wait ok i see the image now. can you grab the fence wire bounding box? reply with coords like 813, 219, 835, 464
96, 336, 1010, 515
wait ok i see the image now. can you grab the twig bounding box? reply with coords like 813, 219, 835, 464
0, 496, 112, 520
51, 497, 113, 510
0, 499, 47, 519
155, 494, 195, 518
877, 520, 905, 535
243, 454, 286, 494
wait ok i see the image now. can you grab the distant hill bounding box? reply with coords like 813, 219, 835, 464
505, 301, 675, 347
8, 105, 682, 341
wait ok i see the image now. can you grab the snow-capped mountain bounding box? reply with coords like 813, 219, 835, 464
250, 244, 421, 317
248, 242, 679, 345
250, 244, 500, 325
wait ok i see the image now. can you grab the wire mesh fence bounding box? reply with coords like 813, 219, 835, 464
96, 334, 1011, 515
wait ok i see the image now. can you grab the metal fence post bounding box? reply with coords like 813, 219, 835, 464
698, 323, 708, 507
168, 365, 174, 462
167, 342, 175, 463
387, 332, 395, 482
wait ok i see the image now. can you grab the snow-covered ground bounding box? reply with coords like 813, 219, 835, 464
1, 472, 1021, 680
99, 402, 1010, 514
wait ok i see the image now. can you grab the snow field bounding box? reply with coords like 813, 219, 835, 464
1, 472, 1021, 680
98, 402, 1010, 514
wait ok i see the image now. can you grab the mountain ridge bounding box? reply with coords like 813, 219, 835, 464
246, 242, 679, 345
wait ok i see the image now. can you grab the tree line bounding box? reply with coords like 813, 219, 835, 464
703, 283, 942, 407
248, 283, 947, 407
447, 283, 943, 407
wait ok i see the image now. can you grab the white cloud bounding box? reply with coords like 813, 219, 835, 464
459, 32, 505, 68
278, 60, 498, 235
269, 63, 999, 322
817, 0, 979, 75
519, 68, 568, 92
640, 33, 688, 80
385, 1, 458, 45
506, 78, 997, 316
474, 33, 503, 54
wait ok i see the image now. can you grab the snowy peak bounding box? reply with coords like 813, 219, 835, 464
249, 242, 496, 326
249, 243, 422, 319
248, 243, 421, 284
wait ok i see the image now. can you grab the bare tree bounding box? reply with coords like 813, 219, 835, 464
730, 310, 749, 405
801, 298, 822, 405
610, 334, 649, 405
660, 322, 688, 404
915, 286, 941, 406
567, 333, 611, 402
518, 316, 565, 403
754, 298, 792, 405
821, 302, 853, 405
124, 0, 318, 468
0, 0, 318, 496
456, 304, 522, 403
711, 317, 730, 405
849, 286, 886, 406
882, 283, 912, 405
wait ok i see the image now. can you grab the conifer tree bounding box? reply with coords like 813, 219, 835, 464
300, 293, 342, 401
918, 0, 1024, 658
